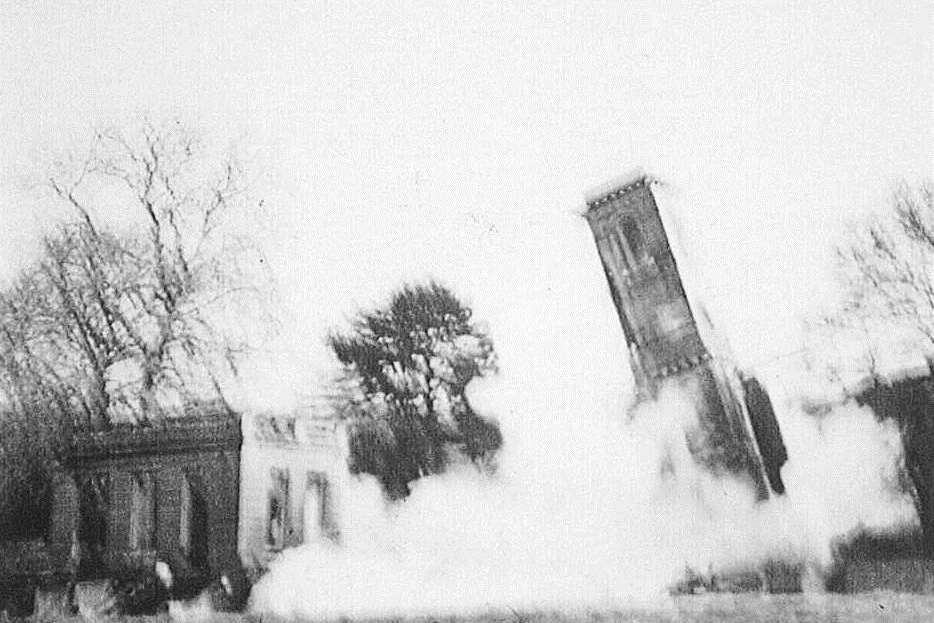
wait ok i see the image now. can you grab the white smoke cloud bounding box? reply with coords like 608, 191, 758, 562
248, 361, 917, 619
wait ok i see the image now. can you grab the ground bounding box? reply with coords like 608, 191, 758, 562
15, 594, 934, 623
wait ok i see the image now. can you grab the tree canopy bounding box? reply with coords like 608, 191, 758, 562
329, 281, 502, 499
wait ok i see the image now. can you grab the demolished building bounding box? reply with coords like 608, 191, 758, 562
0, 404, 347, 615
63, 412, 243, 600
583, 171, 787, 499
238, 410, 344, 575
0, 409, 244, 614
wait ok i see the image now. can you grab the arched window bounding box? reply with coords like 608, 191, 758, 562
180, 473, 209, 568
266, 468, 290, 550
620, 215, 648, 263
605, 231, 629, 274
302, 472, 334, 543
77, 473, 110, 574
129, 472, 155, 551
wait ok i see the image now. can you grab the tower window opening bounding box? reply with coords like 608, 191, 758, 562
620, 215, 650, 265
606, 231, 631, 275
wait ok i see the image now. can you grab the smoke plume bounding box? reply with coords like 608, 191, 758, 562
249, 363, 916, 619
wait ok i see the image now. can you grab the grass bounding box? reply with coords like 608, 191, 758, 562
244, 594, 934, 623
10, 593, 934, 623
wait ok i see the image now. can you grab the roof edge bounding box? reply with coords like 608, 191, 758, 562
583, 167, 651, 206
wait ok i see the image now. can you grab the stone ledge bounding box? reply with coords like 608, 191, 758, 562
67, 411, 242, 463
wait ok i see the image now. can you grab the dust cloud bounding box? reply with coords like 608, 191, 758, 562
249, 367, 916, 619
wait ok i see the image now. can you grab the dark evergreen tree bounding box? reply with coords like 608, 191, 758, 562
329, 281, 502, 499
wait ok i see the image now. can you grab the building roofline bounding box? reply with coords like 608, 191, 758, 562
583, 167, 651, 208
67, 411, 242, 463
848, 363, 933, 398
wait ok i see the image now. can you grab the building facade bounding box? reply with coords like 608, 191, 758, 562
584, 172, 785, 498
2, 404, 349, 613
45, 410, 244, 591
238, 410, 345, 574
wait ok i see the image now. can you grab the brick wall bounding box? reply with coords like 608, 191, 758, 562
584, 175, 775, 500
51, 412, 242, 585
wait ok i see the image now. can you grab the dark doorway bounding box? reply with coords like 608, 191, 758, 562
76, 473, 110, 576
179, 474, 209, 570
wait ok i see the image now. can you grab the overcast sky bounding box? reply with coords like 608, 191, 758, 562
1, 1, 931, 409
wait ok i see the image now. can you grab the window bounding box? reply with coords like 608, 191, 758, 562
129, 472, 155, 551
266, 468, 290, 550
655, 302, 688, 335
179, 473, 208, 568
620, 215, 647, 261
179, 474, 191, 553
77, 472, 111, 573
302, 472, 331, 543
603, 215, 652, 277
606, 231, 630, 275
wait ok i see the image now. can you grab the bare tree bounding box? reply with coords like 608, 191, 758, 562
833, 182, 934, 360
821, 181, 934, 554
1, 119, 263, 426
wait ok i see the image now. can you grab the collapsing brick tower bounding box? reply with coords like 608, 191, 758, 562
584, 171, 786, 500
